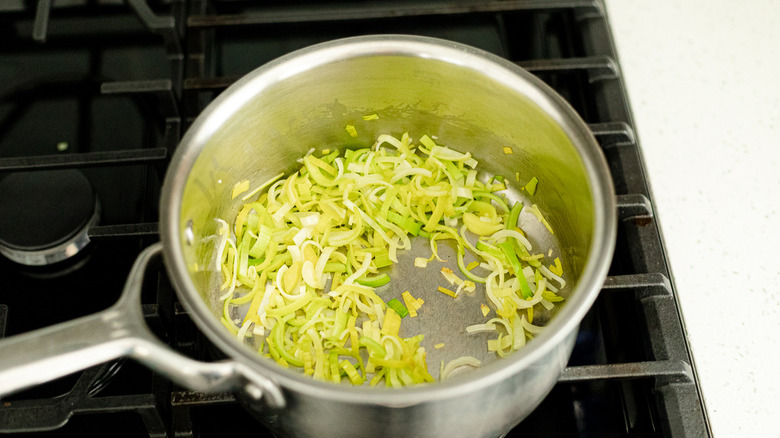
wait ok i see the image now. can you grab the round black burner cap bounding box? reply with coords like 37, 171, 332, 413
0, 169, 98, 265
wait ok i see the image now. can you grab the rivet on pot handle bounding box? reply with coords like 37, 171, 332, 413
0, 243, 285, 410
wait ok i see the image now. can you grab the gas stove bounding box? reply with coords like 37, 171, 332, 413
0, 1, 710, 436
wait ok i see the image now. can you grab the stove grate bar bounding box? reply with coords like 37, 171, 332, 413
602, 273, 671, 297
517, 55, 618, 81
88, 223, 159, 240
590, 121, 636, 147
0, 305, 7, 338
101, 79, 180, 119
0, 367, 167, 436
186, 0, 602, 28
127, 0, 182, 57
0, 148, 168, 172
616, 193, 653, 220
603, 274, 691, 365
655, 381, 711, 438
32, 0, 52, 43
183, 75, 240, 91
559, 360, 693, 384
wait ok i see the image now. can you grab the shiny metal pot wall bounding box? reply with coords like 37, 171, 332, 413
0, 35, 615, 438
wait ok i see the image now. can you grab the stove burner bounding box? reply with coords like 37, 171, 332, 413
0, 169, 100, 266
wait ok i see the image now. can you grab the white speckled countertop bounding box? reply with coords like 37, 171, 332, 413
603, 1, 780, 436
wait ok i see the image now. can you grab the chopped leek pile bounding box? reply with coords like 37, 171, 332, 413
214, 132, 565, 387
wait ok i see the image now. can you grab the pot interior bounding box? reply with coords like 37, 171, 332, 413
172, 38, 602, 382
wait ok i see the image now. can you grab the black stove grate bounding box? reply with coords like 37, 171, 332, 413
0, 1, 710, 436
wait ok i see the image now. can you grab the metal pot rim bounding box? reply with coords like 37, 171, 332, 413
160, 34, 616, 404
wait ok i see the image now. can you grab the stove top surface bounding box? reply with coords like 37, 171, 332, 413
0, 1, 709, 437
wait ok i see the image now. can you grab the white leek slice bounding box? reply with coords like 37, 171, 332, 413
489, 229, 533, 251
465, 323, 496, 333
538, 264, 566, 289
441, 356, 481, 380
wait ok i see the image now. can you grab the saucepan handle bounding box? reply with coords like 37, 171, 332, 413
0, 243, 285, 409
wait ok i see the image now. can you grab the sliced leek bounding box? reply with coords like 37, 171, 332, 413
215, 132, 565, 388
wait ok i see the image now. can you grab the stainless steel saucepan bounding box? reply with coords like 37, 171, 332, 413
0, 35, 615, 438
